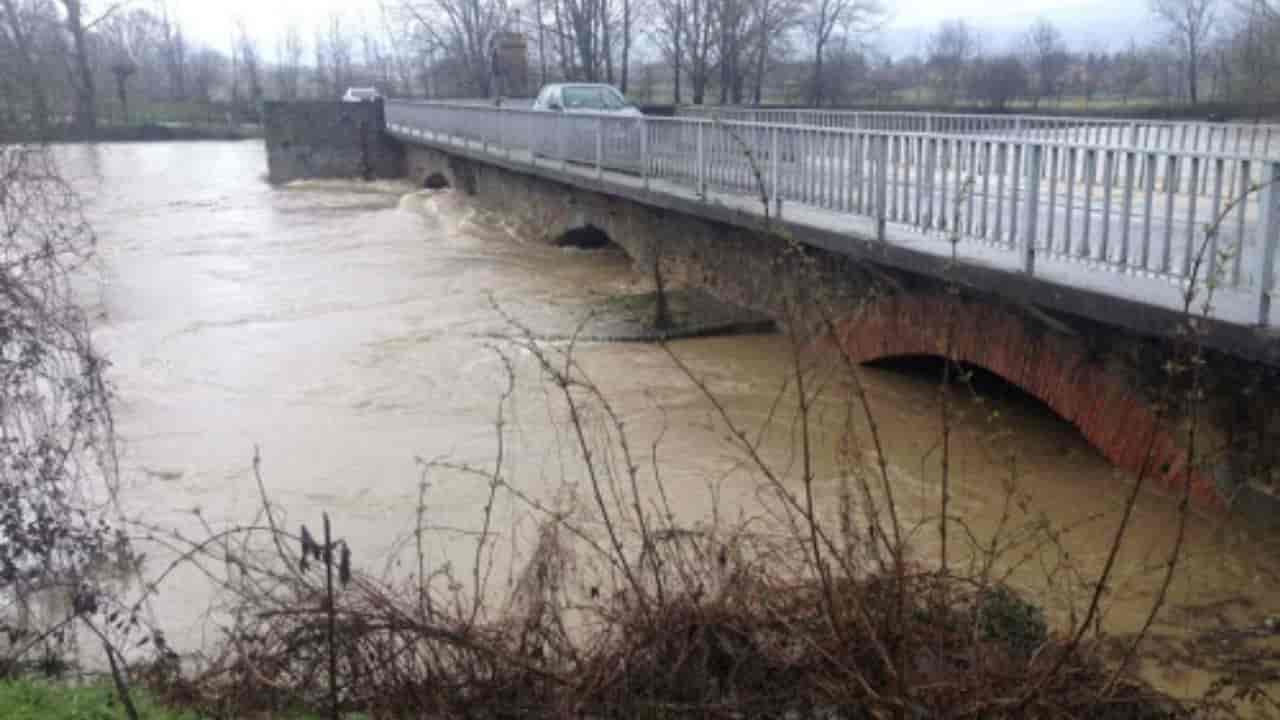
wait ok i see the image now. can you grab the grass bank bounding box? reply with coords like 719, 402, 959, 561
0, 678, 198, 720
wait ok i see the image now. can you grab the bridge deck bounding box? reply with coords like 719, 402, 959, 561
386, 101, 1280, 340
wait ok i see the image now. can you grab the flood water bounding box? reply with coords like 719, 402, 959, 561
66, 141, 1280, 702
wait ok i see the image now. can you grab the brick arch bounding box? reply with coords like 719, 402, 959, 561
830, 293, 1224, 510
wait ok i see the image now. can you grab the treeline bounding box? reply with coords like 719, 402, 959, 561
0, 0, 411, 138
4, 0, 1280, 139
391, 0, 1280, 111
877, 1, 1280, 112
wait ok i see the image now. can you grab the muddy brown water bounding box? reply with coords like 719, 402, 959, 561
64, 141, 1280, 703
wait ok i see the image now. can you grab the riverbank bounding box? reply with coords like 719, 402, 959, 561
3, 122, 263, 145
63, 144, 1280, 716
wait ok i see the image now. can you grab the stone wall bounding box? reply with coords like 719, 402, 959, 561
405, 143, 1280, 522
263, 101, 405, 184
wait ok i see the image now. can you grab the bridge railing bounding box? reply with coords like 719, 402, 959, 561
386, 100, 1280, 327
675, 106, 1280, 159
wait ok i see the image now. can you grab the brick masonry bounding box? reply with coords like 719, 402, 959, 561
830, 294, 1224, 510
404, 143, 1280, 520
263, 101, 405, 184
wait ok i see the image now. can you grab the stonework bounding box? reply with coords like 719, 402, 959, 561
403, 143, 1280, 520
264, 101, 405, 184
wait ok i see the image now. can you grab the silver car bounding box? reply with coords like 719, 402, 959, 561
531, 83, 643, 171
342, 87, 381, 103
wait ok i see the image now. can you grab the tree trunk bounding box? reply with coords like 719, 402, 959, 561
602, 0, 614, 83
673, 50, 682, 104
753, 21, 769, 104
1182, 39, 1192, 105
672, 11, 683, 104
536, 0, 548, 85
719, 23, 731, 104
809, 44, 825, 106
620, 0, 630, 92
114, 72, 130, 124
63, 0, 97, 136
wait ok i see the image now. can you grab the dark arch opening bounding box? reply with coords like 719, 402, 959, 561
863, 354, 1057, 421
423, 172, 450, 190
555, 224, 614, 250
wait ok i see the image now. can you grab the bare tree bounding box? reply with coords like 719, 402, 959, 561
556, 0, 608, 80
684, 0, 717, 103
235, 21, 263, 107
396, 0, 508, 97
1112, 40, 1150, 103
0, 143, 124, 682
1, 0, 50, 134
327, 14, 355, 96
229, 33, 240, 108
101, 8, 160, 123
1024, 19, 1068, 107
1150, 0, 1215, 104
276, 23, 304, 100
1079, 50, 1108, 107
620, 0, 633, 92
188, 46, 224, 103
654, 0, 685, 102
804, 0, 883, 105
59, 0, 95, 133
927, 19, 978, 105
716, 0, 750, 103
1227, 0, 1280, 110
970, 52, 1028, 108
157, 0, 185, 101
747, 0, 801, 103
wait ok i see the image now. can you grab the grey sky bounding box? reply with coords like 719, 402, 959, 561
167, 0, 1155, 57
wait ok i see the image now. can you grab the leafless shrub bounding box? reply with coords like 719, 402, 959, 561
0, 144, 132, 679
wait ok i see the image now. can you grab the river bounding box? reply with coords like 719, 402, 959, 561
65, 140, 1280, 703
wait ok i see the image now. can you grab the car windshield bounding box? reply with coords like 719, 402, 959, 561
349, 89, 376, 98
561, 86, 628, 110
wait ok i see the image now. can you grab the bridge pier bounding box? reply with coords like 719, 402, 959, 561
404, 142, 1280, 522
263, 101, 405, 184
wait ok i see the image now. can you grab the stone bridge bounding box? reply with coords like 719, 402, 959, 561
263, 100, 1280, 523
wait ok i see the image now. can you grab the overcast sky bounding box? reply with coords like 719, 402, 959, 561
165, 0, 1156, 58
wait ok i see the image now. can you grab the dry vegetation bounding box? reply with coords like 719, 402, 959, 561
3, 138, 1280, 720
125, 283, 1273, 718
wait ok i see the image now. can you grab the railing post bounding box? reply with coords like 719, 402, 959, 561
877, 135, 888, 242
1022, 144, 1043, 275
1257, 161, 1280, 326
530, 113, 538, 167
496, 107, 504, 156
697, 121, 706, 198
640, 117, 649, 191
924, 137, 937, 228
771, 126, 782, 220
504, 108, 513, 159
596, 115, 604, 179
560, 114, 569, 171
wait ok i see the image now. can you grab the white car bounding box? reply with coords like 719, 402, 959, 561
342, 87, 381, 103
531, 83, 643, 171
532, 83, 641, 116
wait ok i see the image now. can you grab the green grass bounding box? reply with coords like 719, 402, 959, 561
0, 678, 373, 719
0, 678, 198, 720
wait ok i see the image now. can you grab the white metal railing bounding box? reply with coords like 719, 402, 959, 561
386, 100, 1280, 327
676, 106, 1280, 158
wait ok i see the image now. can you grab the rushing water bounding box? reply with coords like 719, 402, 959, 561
65, 141, 1280, 701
